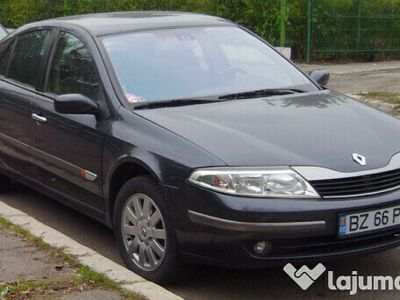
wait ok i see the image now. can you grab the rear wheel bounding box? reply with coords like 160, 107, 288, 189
113, 176, 187, 283
0, 173, 11, 192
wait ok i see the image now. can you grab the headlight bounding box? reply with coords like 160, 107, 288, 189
188, 168, 320, 198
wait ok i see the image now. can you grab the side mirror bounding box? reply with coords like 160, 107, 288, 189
309, 69, 330, 86
54, 94, 98, 115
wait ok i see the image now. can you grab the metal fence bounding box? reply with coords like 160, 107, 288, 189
306, 0, 400, 63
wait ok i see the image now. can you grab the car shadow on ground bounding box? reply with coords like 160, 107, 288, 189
2, 183, 400, 300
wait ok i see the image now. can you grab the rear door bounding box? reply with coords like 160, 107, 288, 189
0, 29, 52, 177
30, 30, 109, 211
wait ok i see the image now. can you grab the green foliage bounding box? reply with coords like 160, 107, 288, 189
1, 0, 400, 61
0, 0, 304, 56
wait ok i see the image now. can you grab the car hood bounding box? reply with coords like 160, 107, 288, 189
136, 90, 400, 173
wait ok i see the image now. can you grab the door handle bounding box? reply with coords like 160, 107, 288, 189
32, 113, 47, 123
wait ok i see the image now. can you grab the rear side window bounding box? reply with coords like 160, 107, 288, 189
8, 30, 51, 88
47, 32, 99, 99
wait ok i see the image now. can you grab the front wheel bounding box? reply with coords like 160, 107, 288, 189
113, 176, 187, 283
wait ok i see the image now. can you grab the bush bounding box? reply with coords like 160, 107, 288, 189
1, 0, 400, 61
0, 0, 305, 56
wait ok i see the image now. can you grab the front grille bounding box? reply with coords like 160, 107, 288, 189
310, 168, 400, 198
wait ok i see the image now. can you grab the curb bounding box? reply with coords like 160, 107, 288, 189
0, 201, 183, 300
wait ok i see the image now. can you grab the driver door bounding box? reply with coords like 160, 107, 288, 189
30, 31, 109, 211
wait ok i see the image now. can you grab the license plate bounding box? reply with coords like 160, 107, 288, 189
338, 205, 400, 237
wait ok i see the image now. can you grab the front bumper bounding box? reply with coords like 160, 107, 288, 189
169, 183, 400, 268
188, 210, 327, 234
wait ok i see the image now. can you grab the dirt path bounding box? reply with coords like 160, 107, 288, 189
299, 61, 400, 94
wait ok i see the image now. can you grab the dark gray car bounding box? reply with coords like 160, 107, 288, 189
1, 12, 400, 284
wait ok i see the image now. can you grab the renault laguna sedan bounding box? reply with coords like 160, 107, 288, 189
1, 12, 400, 283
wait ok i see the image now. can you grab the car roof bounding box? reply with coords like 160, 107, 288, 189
21, 11, 234, 37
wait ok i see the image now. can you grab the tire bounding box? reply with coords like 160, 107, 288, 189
0, 173, 11, 192
113, 175, 187, 283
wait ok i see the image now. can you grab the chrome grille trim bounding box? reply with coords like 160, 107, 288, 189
292, 152, 400, 181
319, 185, 400, 199
293, 153, 400, 198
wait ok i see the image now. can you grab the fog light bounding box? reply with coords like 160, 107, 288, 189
253, 241, 270, 255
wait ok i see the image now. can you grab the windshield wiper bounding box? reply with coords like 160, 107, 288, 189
133, 98, 221, 110
133, 89, 305, 109
218, 88, 304, 100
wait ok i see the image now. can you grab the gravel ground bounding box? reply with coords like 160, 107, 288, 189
299, 61, 400, 94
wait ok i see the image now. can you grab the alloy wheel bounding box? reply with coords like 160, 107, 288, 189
121, 193, 167, 271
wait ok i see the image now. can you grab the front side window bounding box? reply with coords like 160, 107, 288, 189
48, 32, 99, 99
102, 26, 318, 103
0, 39, 14, 76
8, 30, 51, 88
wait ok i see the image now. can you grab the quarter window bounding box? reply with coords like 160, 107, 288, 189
47, 32, 99, 99
8, 30, 51, 88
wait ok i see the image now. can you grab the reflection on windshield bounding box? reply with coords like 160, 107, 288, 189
103, 26, 317, 103
0, 26, 8, 41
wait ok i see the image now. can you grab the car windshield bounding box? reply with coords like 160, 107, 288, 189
102, 26, 318, 103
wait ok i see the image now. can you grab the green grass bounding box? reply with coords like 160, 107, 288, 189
357, 91, 400, 114
0, 216, 145, 300
357, 91, 400, 104
1, 277, 77, 297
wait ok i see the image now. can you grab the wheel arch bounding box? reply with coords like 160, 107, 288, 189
105, 156, 161, 227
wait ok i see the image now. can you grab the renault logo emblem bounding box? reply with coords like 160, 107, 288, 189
352, 153, 366, 166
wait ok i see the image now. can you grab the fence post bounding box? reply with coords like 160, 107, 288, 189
306, 0, 312, 64
280, 0, 287, 47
